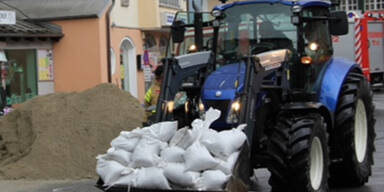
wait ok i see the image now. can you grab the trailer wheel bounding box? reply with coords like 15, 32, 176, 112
330, 70, 376, 186
268, 114, 329, 192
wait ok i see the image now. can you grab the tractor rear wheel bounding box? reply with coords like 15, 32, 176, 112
330, 70, 375, 186
268, 113, 329, 192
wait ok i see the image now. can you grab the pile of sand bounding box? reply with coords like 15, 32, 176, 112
0, 83, 145, 180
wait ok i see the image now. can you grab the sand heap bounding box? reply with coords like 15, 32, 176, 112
0, 83, 146, 180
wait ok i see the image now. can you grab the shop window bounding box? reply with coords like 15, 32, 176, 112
144, 33, 157, 51
3, 50, 38, 105
159, 36, 168, 57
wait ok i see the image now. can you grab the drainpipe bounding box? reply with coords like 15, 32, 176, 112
106, 0, 115, 83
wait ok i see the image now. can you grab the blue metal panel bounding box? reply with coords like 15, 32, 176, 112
319, 57, 359, 112
202, 63, 245, 100
214, 0, 331, 11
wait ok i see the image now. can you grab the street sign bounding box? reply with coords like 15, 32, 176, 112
0, 10, 16, 25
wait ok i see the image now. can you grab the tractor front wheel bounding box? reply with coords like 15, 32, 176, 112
268, 113, 329, 192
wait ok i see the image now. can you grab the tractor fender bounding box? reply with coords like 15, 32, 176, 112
281, 102, 333, 131
319, 57, 362, 113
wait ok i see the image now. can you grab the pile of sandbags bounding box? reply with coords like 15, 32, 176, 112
96, 108, 247, 190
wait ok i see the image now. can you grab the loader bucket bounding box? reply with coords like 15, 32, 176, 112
96, 142, 250, 192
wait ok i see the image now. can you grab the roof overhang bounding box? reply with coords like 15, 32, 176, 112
0, 20, 63, 41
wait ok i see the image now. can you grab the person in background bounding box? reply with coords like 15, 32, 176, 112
144, 65, 163, 116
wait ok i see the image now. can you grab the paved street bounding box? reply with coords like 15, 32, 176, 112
1, 92, 383, 192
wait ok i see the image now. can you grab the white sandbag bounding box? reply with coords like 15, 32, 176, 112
160, 146, 185, 163
148, 121, 178, 142
164, 163, 200, 188
96, 155, 125, 186
136, 167, 171, 190
200, 128, 219, 149
105, 147, 131, 166
110, 135, 140, 152
169, 127, 199, 149
203, 124, 247, 159
184, 141, 218, 172
130, 136, 166, 168
196, 170, 229, 190
110, 168, 138, 187
215, 151, 240, 175
203, 108, 221, 129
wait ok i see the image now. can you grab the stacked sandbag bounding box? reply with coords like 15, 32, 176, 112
96, 108, 247, 191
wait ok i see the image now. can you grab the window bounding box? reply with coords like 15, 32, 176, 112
366, 0, 384, 10
144, 33, 157, 50
337, 0, 384, 10
159, 0, 180, 9
121, 0, 129, 7
337, 0, 358, 10
159, 36, 168, 57
302, 7, 332, 91
3, 50, 38, 105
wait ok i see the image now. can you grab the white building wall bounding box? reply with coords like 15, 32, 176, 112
111, 0, 139, 28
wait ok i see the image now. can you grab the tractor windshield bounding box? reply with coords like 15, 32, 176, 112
216, 3, 297, 64
168, 4, 297, 64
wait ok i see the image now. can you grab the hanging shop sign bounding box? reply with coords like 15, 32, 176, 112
0, 10, 16, 25
38, 50, 54, 81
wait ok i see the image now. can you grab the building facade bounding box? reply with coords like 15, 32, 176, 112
336, 0, 384, 11
0, 4, 62, 107
1, 0, 187, 106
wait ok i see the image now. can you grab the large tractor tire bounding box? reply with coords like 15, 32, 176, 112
268, 113, 329, 192
330, 70, 376, 186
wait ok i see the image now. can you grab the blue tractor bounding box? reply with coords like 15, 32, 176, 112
99, 0, 376, 192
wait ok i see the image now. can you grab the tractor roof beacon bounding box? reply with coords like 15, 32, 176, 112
98, 0, 376, 191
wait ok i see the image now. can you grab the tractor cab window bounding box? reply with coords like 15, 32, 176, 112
301, 7, 333, 92
302, 8, 332, 65
217, 3, 297, 66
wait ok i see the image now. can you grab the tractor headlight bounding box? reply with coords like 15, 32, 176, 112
198, 99, 205, 118
226, 99, 241, 124
184, 100, 189, 113
308, 42, 319, 51
166, 101, 175, 113
188, 44, 197, 53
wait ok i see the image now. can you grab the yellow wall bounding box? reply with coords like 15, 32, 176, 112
52, 15, 108, 92
138, 0, 160, 28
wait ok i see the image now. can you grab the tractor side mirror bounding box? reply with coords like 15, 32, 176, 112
171, 20, 186, 43
330, 11, 349, 35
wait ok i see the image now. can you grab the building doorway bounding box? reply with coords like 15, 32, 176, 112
120, 38, 138, 98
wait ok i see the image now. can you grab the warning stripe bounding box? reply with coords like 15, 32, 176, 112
354, 17, 363, 66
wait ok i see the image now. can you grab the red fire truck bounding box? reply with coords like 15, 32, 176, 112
333, 10, 384, 86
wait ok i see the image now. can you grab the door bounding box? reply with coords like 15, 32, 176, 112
120, 38, 138, 98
